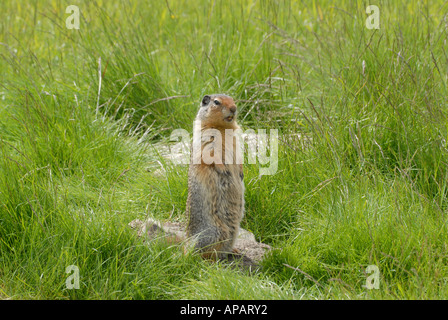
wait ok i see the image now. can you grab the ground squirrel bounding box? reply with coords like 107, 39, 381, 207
140, 94, 245, 260
186, 94, 245, 260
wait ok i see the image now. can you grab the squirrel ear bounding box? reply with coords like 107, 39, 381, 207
201, 95, 211, 106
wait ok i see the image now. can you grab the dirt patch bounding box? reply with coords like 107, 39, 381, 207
128, 218, 272, 272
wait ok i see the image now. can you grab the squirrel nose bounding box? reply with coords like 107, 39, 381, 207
229, 106, 236, 114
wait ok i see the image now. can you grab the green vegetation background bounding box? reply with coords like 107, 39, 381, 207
0, 0, 447, 299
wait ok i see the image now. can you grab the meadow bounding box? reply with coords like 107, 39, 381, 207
0, 0, 448, 299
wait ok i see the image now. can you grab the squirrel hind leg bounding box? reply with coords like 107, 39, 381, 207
188, 226, 238, 261
198, 241, 237, 261
199, 247, 233, 261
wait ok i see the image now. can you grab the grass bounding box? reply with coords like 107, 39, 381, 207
0, 0, 448, 299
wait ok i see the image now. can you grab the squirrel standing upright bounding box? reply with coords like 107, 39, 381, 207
186, 94, 245, 260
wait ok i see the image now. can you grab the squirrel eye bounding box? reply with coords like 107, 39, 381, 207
214, 99, 221, 105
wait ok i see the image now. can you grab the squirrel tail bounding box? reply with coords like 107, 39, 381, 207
143, 218, 186, 245
131, 218, 231, 260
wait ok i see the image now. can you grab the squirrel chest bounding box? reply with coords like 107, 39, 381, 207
189, 134, 245, 232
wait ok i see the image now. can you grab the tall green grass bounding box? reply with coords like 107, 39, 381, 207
1, 0, 448, 299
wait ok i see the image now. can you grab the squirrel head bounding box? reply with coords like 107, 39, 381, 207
196, 94, 238, 129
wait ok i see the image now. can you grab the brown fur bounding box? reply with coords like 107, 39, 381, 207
186, 94, 245, 260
